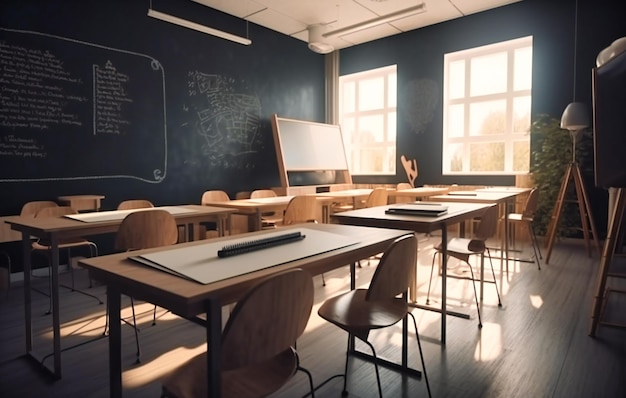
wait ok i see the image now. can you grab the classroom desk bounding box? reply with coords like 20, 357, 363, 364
315, 188, 374, 209
202, 195, 334, 231
331, 202, 495, 345
78, 223, 412, 398
388, 186, 450, 202
426, 190, 521, 274
4, 204, 235, 379
57, 195, 105, 212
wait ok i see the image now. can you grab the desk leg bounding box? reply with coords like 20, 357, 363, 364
440, 225, 447, 345
50, 235, 61, 378
108, 286, 122, 398
22, 234, 32, 354
206, 298, 221, 398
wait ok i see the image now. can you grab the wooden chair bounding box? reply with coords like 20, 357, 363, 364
107, 209, 179, 363
505, 187, 542, 269
250, 189, 283, 228
281, 195, 318, 226
31, 206, 101, 314
20, 200, 58, 217
426, 205, 502, 328
117, 199, 154, 210
201, 190, 230, 204
317, 234, 431, 398
161, 269, 315, 398
365, 187, 389, 208
394, 182, 414, 204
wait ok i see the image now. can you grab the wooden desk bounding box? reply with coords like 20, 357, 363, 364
331, 202, 495, 344
57, 195, 105, 212
4, 204, 235, 379
202, 195, 334, 231
78, 223, 411, 398
388, 186, 450, 202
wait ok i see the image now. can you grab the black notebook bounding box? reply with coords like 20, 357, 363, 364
385, 203, 448, 217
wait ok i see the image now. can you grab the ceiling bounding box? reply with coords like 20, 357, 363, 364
191, 0, 522, 53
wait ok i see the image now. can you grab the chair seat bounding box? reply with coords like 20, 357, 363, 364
436, 238, 485, 256
318, 289, 408, 332
162, 346, 298, 398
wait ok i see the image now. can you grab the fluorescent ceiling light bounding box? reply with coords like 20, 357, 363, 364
147, 8, 252, 46
324, 3, 426, 38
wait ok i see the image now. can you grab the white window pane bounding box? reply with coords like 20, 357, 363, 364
447, 104, 465, 138
470, 52, 507, 97
513, 96, 531, 133
358, 148, 385, 173
387, 113, 396, 142
448, 143, 464, 172
388, 74, 397, 107
342, 81, 355, 113
513, 140, 530, 171
358, 115, 385, 143
469, 100, 506, 136
449, 60, 465, 99
514, 46, 533, 91
358, 77, 384, 111
469, 142, 504, 171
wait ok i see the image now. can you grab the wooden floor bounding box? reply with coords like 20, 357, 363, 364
1, 234, 625, 398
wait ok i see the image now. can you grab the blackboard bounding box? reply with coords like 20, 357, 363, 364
0, 27, 167, 183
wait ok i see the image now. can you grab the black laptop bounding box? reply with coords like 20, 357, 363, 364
385, 203, 449, 217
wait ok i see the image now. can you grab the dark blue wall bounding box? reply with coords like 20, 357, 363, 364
0, 0, 325, 215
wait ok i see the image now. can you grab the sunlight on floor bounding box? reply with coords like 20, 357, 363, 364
123, 344, 205, 387
474, 322, 502, 362
529, 294, 543, 309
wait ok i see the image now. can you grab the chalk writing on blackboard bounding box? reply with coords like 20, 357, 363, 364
0, 27, 166, 183
184, 71, 262, 169
93, 60, 133, 135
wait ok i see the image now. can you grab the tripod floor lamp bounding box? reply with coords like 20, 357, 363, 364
544, 102, 601, 264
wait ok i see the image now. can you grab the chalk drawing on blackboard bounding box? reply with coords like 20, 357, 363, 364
0, 27, 167, 184
184, 71, 262, 169
401, 78, 439, 135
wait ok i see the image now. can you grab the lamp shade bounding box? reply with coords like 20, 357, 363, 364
560, 102, 589, 131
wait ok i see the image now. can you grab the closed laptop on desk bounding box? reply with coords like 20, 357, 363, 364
385, 203, 448, 217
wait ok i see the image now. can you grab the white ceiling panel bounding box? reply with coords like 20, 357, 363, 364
188, 0, 523, 52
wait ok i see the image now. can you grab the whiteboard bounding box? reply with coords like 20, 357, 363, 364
274, 117, 349, 171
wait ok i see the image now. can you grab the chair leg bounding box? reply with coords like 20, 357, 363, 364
322, 273, 326, 287
362, 340, 383, 398
464, 262, 482, 328
342, 337, 350, 396
130, 297, 141, 364
408, 312, 432, 398
528, 223, 542, 270
485, 250, 502, 306
426, 252, 438, 305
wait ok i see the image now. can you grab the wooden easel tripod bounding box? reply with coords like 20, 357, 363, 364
544, 154, 601, 264
589, 187, 626, 336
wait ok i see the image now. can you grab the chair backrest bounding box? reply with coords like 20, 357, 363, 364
250, 189, 277, 199
365, 187, 389, 208
521, 188, 540, 219
220, 268, 314, 371
35, 205, 77, 218
20, 201, 59, 217
115, 209, 178, 251
282, 196, 318, 225
396, 182, 412, 190
201, 190, 230, 204
117, 199, 154, 210
474, 205, 498, 241
366, 234, 417, 301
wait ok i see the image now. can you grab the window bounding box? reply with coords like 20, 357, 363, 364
443, 36, 533, 175
339, 65, 397, 175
